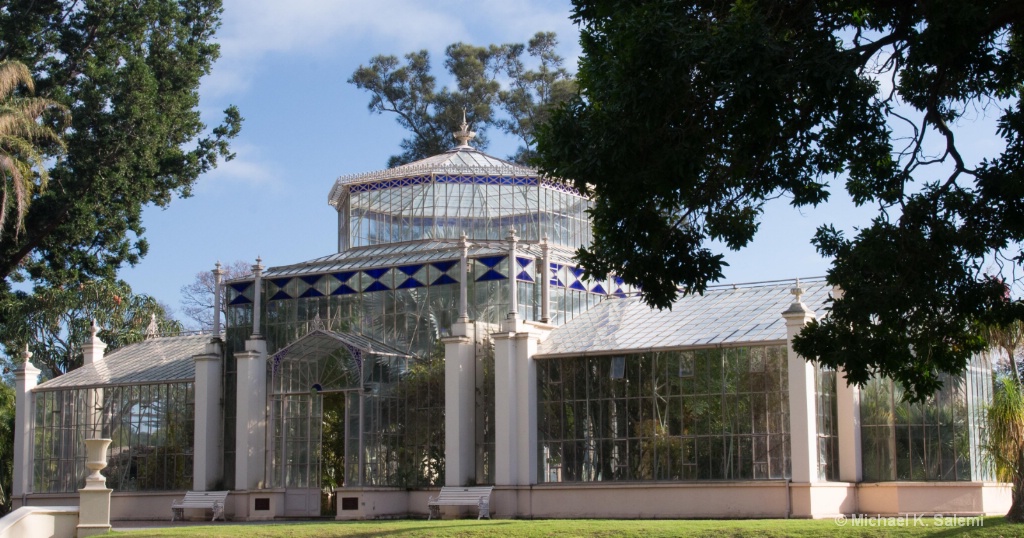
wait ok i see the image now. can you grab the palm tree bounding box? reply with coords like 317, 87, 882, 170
986, 376, 1024, 522
984, 321, 1024, 384
0, 60, 67, 238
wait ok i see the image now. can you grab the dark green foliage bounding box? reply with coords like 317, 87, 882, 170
0, 279, 181, 379
0, 0, 241, 290
537, 0, 1024, 401
350, 32, 574, 166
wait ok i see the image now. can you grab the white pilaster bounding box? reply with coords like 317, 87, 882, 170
493, 330, 518, 485
540, 237, 550, 324
783, 282, 819, 484
234, 338, 267, 491
193, 340, 223, 490
836, 368, 863, 482
82, 320, 106, 366
443, 322, 476, 486
507, 227, 519, 321
13, 348, 40, 502
514, 332, 538, 485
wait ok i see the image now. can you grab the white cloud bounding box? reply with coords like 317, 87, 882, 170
202, 0, 579, 97
199, 142, 279, 189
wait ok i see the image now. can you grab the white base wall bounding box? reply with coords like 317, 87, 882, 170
335, 481, 1012, 520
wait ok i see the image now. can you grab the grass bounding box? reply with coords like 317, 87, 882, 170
110, 517, 1024, 537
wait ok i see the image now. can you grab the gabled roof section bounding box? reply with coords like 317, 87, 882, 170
271, 329, 414, 362
35, 334, 213, 390
328, 146, 539, 207
535, 279, 832, 358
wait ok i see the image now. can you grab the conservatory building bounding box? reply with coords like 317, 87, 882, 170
12, 125, 1010, 520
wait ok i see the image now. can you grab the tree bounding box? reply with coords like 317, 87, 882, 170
985, 320, 1024, 384
987, 377, 1024, 521
536, 0, 1024, 401
0, 60, 67, 238
0, 0, 241, 293
350, 32, 574, 166
0, 279, 181, 380
179, 260, 252, 331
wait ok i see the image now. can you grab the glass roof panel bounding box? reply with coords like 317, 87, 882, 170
535, 280, 832, 357
35, 334, 212, 390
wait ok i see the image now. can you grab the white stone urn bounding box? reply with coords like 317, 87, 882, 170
83, 438, 112, 485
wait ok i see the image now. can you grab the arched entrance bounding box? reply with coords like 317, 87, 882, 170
267, 328, 413, 516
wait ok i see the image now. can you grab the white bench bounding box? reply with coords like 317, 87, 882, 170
171, 490, 229, 521
427, 486, 493, 520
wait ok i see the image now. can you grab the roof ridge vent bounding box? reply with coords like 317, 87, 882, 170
452, 109, 476, 148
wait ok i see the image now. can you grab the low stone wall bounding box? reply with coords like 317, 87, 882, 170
0, 506, 79, 538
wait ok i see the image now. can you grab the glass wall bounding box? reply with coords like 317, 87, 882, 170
859, 355, 992, 481
815, 366, 839, 481
344, 177, 592, 250
537, 346, 791, 483
33, 383, 194, 493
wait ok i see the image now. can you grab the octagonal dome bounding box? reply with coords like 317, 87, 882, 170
328, 136, 592, 252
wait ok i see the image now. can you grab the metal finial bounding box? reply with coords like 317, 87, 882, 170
145, 313, 159, 339
90, 319, 99, 339
453, 109, 476, 148
791, 278, 804, 302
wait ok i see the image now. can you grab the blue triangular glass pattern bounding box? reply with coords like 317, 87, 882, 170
476, 269, 506, 282
570, 266, 586, 278
591, 284, 607, 295
476, 256, 505, 268
614, 290, 627, 298
396, 264, 423, 276
228, 295, 252, 305
299, 288, 324, 298
269, 278, 291, 288
516, 256, 533, 268
431, 260, 458, 272
364, 267, 389, 280
269, 290, 291, 301
569, 281, 588, 292
397, 279, 424, 289
300, 275, 321, 285
363, 281, 390, 293
516, 271, 534, 282
332, 272, 357, 283
229, 282, 252, 293
332, 284, 356, 296
432, 274, 458, 286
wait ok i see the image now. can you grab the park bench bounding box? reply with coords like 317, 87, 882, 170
427, 486, 493, 520
171, 490, 229, 521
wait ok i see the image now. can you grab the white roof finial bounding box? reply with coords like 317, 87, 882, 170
453, 108, 476, 148
145, 313, 159, 339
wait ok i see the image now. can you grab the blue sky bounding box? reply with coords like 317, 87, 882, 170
118, 0, 1004, 321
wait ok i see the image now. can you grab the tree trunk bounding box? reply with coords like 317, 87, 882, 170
1009, 453, 1024, 522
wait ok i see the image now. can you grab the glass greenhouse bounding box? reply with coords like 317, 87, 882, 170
15, 130, 1007, 520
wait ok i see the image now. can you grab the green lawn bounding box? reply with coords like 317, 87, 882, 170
110, 517, 1024, 537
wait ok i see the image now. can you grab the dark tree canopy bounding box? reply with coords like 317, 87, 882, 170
537, 0, 1024, 400
351, 32, 574, 166
0, 0, 241, 292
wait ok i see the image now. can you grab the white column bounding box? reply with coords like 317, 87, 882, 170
540, 237, 551, 324
514, 332, 538, 485
235, 258, 267, 491
443, 323, 476, 486
234, 338, 267, 491
836, 368, 862, 482
783, 281, 819, 484
493, 330, 518, 485
458, 233, 469, 323
13, 347, 40, 503
212, 261, 225, 337
193, 341, 223, 491
82, 320, 106, 366
506, 227, 518, 321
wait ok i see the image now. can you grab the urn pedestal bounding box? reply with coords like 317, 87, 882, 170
77, 438, 112, 538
